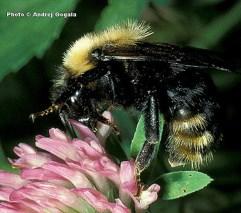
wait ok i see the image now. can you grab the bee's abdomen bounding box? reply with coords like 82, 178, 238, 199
167, 113, 214, 168
165, 71, 221, 168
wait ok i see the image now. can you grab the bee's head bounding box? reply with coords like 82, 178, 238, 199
30, 75, 95, 127
50, 74, 96, 126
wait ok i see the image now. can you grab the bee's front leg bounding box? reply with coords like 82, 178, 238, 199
59, 110, 78, 138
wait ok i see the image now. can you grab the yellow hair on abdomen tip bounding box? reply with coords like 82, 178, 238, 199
169, 131, 214, 150
63, 20, 153, 76
168, 145, 213, 169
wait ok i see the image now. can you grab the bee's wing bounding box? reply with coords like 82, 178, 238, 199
102, 43, 240, 73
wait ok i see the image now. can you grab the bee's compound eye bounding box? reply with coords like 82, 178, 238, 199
91, 48, 102, 60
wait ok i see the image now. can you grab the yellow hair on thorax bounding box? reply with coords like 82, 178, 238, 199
63, 21, 152, 76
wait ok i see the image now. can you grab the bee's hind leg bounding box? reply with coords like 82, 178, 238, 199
135, 95, 160, 174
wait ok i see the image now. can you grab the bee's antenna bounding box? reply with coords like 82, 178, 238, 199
29, 104, 62, 122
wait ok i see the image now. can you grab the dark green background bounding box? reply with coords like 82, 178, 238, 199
0, 0, 241, 212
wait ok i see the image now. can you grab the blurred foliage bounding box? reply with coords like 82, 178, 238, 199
95, 0, 148, 30
0, 0, 241, 212
0, 0, 78, 81
190, 0, 241, 48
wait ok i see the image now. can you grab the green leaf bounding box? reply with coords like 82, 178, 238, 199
130, 115, 145, 157
0, 0, 78, 81
159, 171, 213, 200
190, 0, 241, 48
0, 143, 18, 173
95, 0, 148, 30
112, 109, 137, 157
130, 114, 164, 157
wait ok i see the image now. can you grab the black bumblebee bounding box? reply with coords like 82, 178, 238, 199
31, 21, 240, 173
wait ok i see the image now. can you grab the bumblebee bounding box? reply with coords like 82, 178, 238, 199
31, 21, 239, 172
